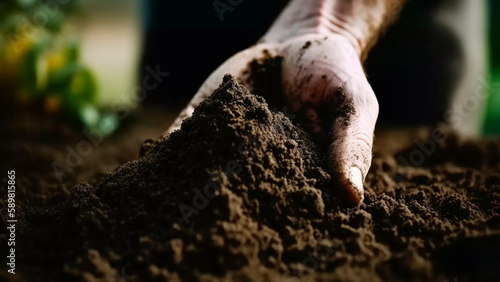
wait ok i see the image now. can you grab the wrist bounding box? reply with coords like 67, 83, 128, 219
325, 6, 386, 62
324, 0, 406, 61
263, 0, 405, 61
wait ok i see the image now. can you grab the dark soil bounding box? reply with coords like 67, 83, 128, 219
1, 74, 499, 281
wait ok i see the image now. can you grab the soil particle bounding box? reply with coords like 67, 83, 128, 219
302, 41, 311, 50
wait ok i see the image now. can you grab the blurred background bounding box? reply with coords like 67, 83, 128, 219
0, 0, 498, 136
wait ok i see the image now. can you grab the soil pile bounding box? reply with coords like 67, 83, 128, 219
9, 76, 500, 281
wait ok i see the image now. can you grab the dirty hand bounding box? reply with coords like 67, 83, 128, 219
167, 0, 405, 206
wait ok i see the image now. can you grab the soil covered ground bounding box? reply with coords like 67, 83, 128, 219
1, 75, 500, 281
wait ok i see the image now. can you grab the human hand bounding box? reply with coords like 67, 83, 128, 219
167, 0, 405, 206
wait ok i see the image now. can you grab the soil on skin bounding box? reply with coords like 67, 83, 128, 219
1, 74, 499, 281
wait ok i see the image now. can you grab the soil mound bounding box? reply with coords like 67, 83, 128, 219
13, 76, 500, 281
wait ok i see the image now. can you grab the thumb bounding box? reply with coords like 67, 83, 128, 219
328, 76, 379, 206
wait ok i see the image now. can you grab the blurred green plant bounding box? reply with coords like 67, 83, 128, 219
484, 0, 500, 135
0, 0, 119, 135
0, 0, 79, 31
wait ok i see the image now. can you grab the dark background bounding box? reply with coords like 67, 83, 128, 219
141, 0, 463, 124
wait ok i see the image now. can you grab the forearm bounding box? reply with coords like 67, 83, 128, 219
262, 0, 406, 60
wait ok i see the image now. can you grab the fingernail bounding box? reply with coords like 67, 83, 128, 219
348, 167, 364, 204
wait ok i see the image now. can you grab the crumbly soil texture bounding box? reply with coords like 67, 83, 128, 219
1, 74, 500, 281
